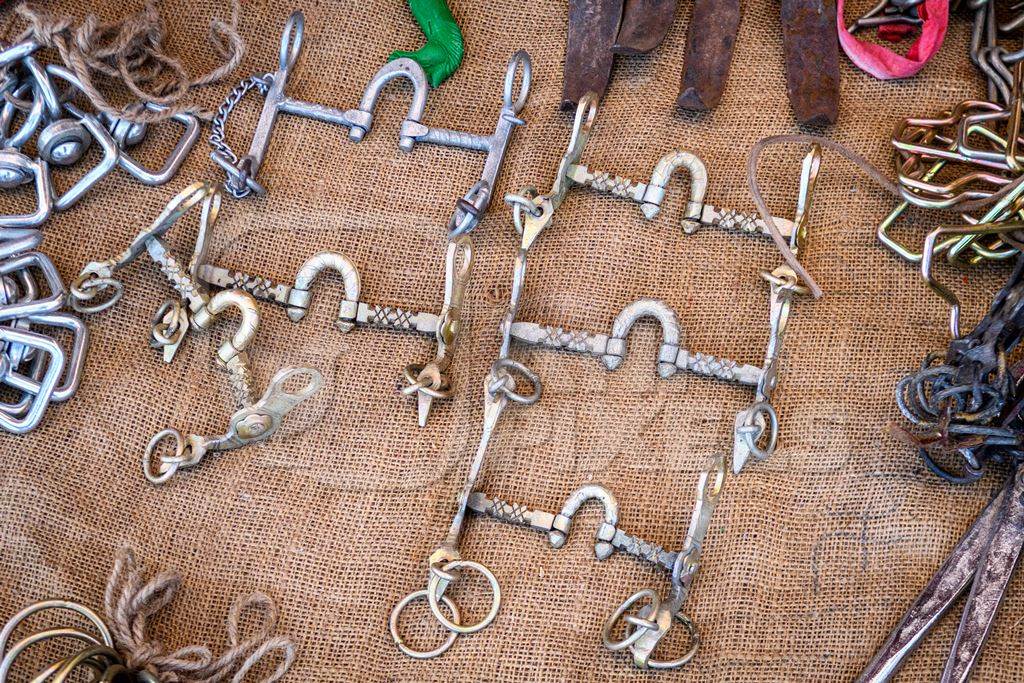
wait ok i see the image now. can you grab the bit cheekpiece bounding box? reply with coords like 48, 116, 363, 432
390, 93, 822, 667
203, 11, 531, 427
70, 183, 322, 484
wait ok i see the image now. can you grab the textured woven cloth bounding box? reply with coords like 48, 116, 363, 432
2, 0, 1021, 680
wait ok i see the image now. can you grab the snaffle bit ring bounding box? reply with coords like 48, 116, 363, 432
68, 275, 123, 314
489, 358, 541, 405
646, 614, 699, 669
602, 589, 700, 669
737, 401, 779, 461
142, 428, 188, 485
389, 589, 462, 660
426, 560, 501, 635
503, 49, 532, 116
602, 588, 661, 652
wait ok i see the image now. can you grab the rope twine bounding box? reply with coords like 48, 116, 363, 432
103, 546, 297, 683
10, 0, 245, 123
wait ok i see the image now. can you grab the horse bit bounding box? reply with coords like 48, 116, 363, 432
68, 181, 321, 484
391, 92, 821, 667
0, 38, 200, 434
199, 11, 532, 426
65, 11, 531, 481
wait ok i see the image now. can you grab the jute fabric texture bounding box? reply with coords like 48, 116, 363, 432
1, 1, 1019, 680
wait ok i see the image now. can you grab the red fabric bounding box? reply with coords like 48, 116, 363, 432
837, 0, 949, 80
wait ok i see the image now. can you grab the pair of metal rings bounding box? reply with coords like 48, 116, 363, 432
601, 589, 699, 669
389, 560, 501, 660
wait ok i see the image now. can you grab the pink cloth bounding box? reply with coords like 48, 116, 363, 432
837, 0, 949, 80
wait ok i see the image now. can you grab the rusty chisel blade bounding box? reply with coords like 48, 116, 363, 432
611, 0, 678, 55
781, 0, 841, 125
563, 0, 624, 108
677, 0, 740, 111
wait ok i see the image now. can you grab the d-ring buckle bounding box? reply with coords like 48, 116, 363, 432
426, 559, 501, 635
389, 589, 462, 660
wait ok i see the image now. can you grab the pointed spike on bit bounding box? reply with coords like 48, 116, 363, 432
417, 392, 433, 428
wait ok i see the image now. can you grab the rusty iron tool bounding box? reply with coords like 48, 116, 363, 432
612, 0, 679, 55
564, 0, 623, 108
781, 0, 841, 125
677, 0, 740, 111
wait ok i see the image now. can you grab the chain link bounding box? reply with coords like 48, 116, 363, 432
208, 74, 273, 165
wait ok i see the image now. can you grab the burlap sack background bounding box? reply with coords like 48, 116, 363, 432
2, 0, 1021, 680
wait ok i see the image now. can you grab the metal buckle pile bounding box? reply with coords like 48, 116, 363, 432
0, 242, 87, 434
895, 252, 1024, 483
0, 40, 200, 228
0, 37, 205, 437
880, 61, 1024, 273
200, 11, 532, 427
962, 0, 1024, 106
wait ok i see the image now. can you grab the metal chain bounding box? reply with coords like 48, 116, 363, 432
208, 73, 273, 165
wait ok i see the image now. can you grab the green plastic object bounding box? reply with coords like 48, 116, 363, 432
389, 0, 464, 88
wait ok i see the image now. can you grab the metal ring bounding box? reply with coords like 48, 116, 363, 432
426, 560, 500, 635
0, 599, 114, 680
738, 402, 779, 461
646, 613, 700, 669
142, 428, 185, 485
400, 364, 452, 399
601, 588, 660, 652
919, 447, 984, 484
389, 589, 462, 660
150, 300, 187, 348
490, 358, 541, 405
279, 11, 305, 74
68, 276, 123, 314
503, 50, 532, 115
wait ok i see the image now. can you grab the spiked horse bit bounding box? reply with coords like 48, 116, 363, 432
390, 92, 821, 667
200, 11, 531, 426
69, 182, 321, 484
